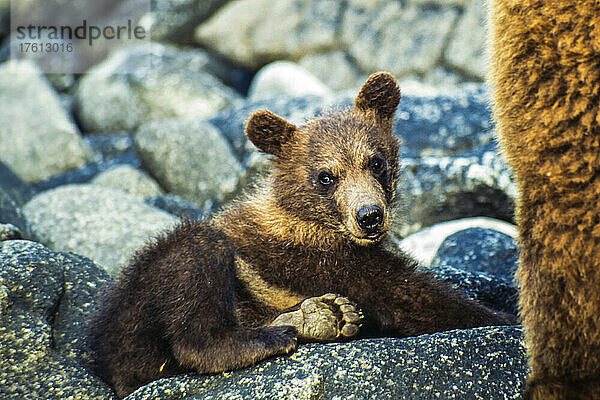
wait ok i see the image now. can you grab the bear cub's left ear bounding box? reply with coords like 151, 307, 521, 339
245, 110, 298, 156
354, 72, 401, 121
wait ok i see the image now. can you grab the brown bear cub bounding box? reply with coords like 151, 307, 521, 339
489, 1, 600, 398
88, 72, 515, 398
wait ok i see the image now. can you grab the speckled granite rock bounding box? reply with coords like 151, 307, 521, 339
0, 240, 115, 399
127, 326, 527, 400
0, 60, 91, 183
91, 165, 164, 199
135, 119, 243, 211
343, 3, 458, 77
432, 227, 519, 282
393, 84, 494, 158
74, 43, 240, 133
22, 184, 178, 276
248, 61, 332, 101
299, 51, 363, 91
195, 0, 342, 68
398, 217, 517, 266
445, 0, 488, 80
397, 142, 517, 237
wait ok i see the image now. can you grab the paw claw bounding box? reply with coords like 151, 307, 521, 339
343, 312, 361, 323
334, 296, 351, 306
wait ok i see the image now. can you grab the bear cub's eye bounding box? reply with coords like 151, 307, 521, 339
369, 155, 387, 175
318, 171, 335, 186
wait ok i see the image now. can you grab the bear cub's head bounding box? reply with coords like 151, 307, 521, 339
245, 72, 401, 246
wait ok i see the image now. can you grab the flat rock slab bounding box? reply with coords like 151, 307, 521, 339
22, 184, 178, 276
128, 325, 527, 400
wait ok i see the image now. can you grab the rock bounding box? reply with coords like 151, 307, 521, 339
445, 0, 488, 80
22, 184, 178, 276
432, 227, 519, 282
299, 51, 364, 91
0, 60, 91, 183
398, 217, 517, 267
396, 142, 517, 237
393, 83, 494, 158
135, 119, 243, 211
343, 3, 458, 77
145, 194, 206, 221
0, 224, 23, 241
0, 160, 34, 206
0, 240, 115, 399
91, 165, 164, 199
248, 61, 332, 101
195, 0, 342, 68
144, 0, 228, 43
127, 326, 526, 399
74, 43, 240, 133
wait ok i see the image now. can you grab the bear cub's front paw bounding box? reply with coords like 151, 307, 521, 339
270, 293, 363, 342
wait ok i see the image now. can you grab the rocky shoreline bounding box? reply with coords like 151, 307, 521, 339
0, 0, 526, 398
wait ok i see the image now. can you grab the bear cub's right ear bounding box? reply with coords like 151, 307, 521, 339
245, 110, 298, 156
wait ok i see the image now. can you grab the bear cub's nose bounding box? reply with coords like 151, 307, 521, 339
356, 205, 383, 232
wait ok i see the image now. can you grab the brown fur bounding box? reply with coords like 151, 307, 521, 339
488, 1, 600, 398
88, 72, 515, 398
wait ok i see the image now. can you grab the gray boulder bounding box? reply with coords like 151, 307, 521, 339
397, 142, 517, 237
0, 60, 91, 183
343, 3, 458, 78
0, 240, 115, 399
393, 84, 494, 158
127, 326, 526, 399
248, 61, 332, 101
432, 227, 519, 282
195, 0, 342, 68
445, 0, 488, 80
299, 51, 364, 91
91, 164, 164, 199
74, 43, 240, 133
398, 217, 517, 266
135, 119, 243, 211
22, 184, 178, 276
